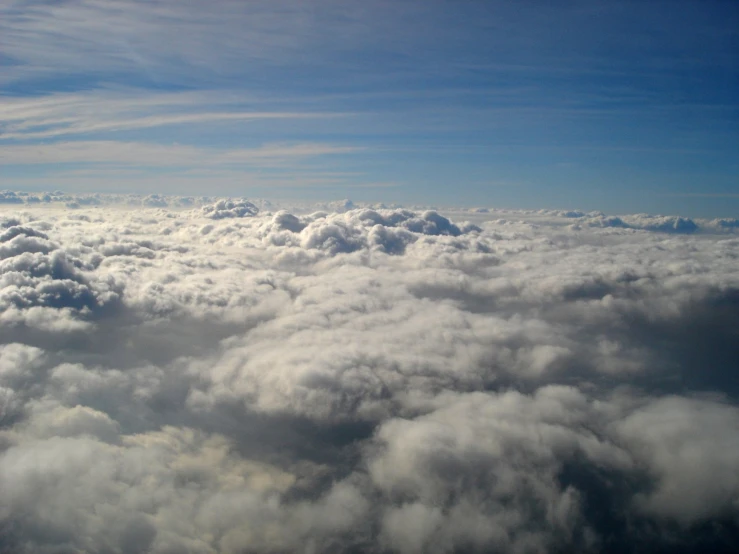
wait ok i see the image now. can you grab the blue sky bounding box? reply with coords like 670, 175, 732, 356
1, 0, 737, 216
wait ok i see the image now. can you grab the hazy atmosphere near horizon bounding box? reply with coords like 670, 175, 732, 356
2, 1, 739, 553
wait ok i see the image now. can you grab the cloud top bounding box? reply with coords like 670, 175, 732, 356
0, 198, 738, 553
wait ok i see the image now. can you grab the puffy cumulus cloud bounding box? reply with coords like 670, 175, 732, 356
369, 389, 739, 554
1, 223, 122, 336
574, 213, 700, 234
0, 424, 352, 554
615, 395, 739, 521
258, 208, 481, 255
0, 191, 25, 205
498, 208, 738, 236
0, 190, 275, 212
709, 218, 739, 231
201, 199, 260, 219
0, 198, 738, 553
371, 389, 634, 553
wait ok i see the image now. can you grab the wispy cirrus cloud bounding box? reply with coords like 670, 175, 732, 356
1, 0, 737, 214
0, 0, 315, 86
0, 90, 348, 141
0, 88, 366, 194
0, 0, 436, 91
0, 140, 364, 166
658, 192, 739, 199
4, 168, 397, 196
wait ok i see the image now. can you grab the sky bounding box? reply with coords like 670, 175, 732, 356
1, 0, 738, 216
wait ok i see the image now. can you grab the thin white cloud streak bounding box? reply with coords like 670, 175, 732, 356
0, 0, 432, 88
0, 90, 253, 122
0, 0, 305, 82
0, 90, 347, 140
1, 113, 343, 141
2, 88, 638, 145
3, 0, 731, 88
0, 141, 364, 166
2, 170, 397, 195
659, 193, 739, 199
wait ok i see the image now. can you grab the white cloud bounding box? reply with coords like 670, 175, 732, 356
616, 395, 739, 524
0, 141, 361, 167
0, 1, 438, 90
201, 199, 259, 220
0, 90, 346, 141
0, 198, 738, 552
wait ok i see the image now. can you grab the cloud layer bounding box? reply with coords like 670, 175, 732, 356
1, 198, 738, 553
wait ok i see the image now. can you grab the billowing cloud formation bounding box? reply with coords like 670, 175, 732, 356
258, 208, 481, 255
1, 199, 738, 553
201, 199, 260, 220
574, 213, 700, 233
